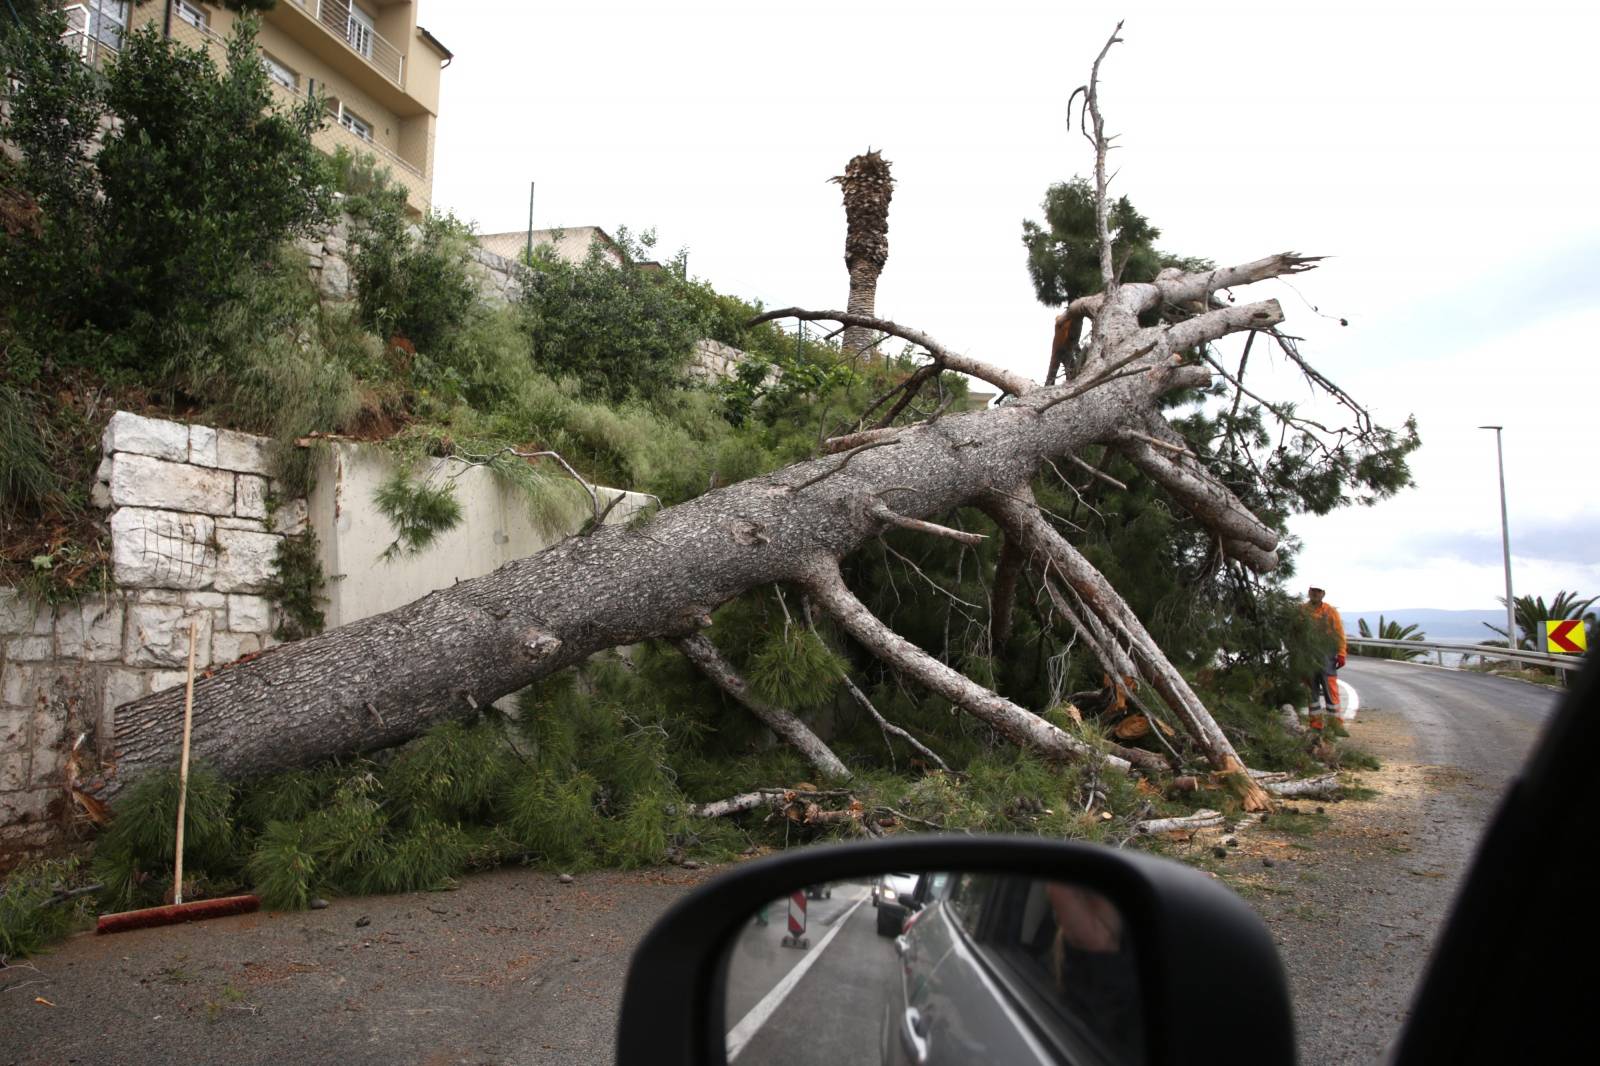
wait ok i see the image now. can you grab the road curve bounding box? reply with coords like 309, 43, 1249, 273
1339, 658, 1559, 780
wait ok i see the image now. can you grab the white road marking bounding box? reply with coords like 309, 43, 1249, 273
725, 892, 870, 1060
1338, 681, 1361, 719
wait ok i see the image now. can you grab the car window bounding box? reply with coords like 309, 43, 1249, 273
977, 880, 1146, 1064
947, 871, 997, 937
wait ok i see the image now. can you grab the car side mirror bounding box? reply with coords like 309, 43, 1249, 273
615, 836, 1294, 1065
897, 890, 919, 908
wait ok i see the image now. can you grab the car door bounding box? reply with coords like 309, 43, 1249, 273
887, 873, 1057, 1066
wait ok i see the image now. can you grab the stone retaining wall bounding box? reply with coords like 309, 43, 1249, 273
298, 212, 523, 307
1, 414, 301, 866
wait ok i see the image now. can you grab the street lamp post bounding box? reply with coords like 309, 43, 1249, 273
1479, 426, 1517, 651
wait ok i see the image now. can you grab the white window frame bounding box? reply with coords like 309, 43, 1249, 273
262, 53, 299, 92
173, 1, 209, 30
346, 3, 376, 59
338, 105, 373, 143
84, 0, 129, 49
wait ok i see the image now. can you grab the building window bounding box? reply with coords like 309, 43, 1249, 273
338, 106, 373, 143
346, 3, 376, 59
262, 53, 299, 92
82, 0, 130, 49
173, 1, 209, 30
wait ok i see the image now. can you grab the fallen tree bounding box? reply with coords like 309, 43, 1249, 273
90, 28, 1401, 816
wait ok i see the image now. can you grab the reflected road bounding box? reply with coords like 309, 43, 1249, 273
724, 882, 898, 1064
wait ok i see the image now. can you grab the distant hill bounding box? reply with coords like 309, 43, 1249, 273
1344, 608, 1506, 643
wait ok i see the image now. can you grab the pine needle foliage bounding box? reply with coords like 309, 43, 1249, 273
746, 624, 847, 709
374, 472, 464, 559
91, 766, 240, 910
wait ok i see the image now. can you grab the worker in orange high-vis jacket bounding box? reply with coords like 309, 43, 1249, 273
1306, 586, 1347, 729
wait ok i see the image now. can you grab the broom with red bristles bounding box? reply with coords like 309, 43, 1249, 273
96, 622, 260, 934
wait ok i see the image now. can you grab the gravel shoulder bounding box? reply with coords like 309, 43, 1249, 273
0, 864, 712, 1066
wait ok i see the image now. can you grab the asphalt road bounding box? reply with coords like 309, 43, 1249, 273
1338, 658, 1557, 772
1256, 658, 1562, 1065
723, 883, 893, 1065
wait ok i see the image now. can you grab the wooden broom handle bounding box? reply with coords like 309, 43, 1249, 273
173, 620, 198, 906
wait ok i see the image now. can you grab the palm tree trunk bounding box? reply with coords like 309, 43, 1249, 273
842, 261, 881, 356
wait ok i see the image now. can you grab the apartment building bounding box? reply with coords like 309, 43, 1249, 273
60, 1, 449, 215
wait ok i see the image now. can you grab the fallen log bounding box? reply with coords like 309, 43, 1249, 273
1136, 809, 1224, 834
1258, 772, 1341, 799
689, 788, 864, 829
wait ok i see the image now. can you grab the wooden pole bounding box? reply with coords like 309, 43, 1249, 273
172, 620, 198, 906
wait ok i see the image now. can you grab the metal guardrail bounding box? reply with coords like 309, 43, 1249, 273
1347, 636, 1587, 673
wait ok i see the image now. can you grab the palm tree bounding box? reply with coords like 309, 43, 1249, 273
831, 150, 895, 357
1356, 616, 1428, 661
1482, 590, 1597, 650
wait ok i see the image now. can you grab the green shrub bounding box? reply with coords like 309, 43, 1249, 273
0, 14, 332, 373
518, 236, 705, 404
350, 195, 480, 358
263, 530, 328, 640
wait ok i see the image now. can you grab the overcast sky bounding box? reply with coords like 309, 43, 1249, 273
422, 0, 1599, 613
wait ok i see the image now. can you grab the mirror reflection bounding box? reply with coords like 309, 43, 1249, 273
721, 872, 1144, 1065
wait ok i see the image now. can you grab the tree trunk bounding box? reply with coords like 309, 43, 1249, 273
832, 150, 894, 357
94, 250, 1310, 801
841, 260, 881, 356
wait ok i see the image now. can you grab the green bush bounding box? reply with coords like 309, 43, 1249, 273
0, 14, 332, 374
347, 173, 480, 359
518, 236, 706, 404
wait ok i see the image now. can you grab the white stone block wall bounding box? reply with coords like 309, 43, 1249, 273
687, 338, 768, 386
298, 212, 525, 309
1, 413, 296, 865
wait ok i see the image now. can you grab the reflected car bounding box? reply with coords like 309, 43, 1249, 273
873, 872, 921, 935
884, 873, 1143, 1065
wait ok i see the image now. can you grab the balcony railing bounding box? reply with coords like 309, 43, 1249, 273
290, 0, 405, 89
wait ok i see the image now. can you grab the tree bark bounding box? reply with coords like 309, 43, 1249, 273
842, 261, 881, 356
95, 250, 1312, 801
989, 535, 1024, 645
1136, 809, 1223, 835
